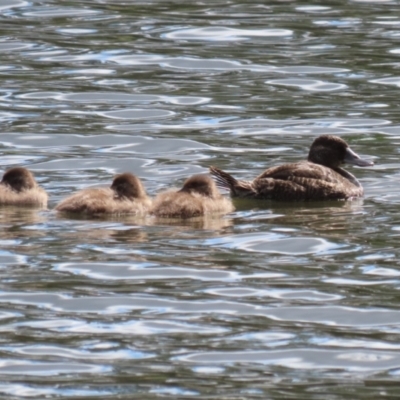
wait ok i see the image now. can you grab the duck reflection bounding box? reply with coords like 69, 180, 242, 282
0, 206, 47, 240
149, 215, 233, 231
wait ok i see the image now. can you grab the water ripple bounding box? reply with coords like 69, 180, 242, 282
98, 108, 175, 120
23, 7, 101, 18
178, 348, 400, 371
55, 262, 246, 281
16, 318, 227, 335
0, 41, 34, 51
2, 294, 399, 328
19, 91, 210, 105
0, 359, 110, 376
208, 233, 353, 255
0, 0, 399, 397
162, 27, 293, 41
0, 0, 28, 11
267, 78, 347, 92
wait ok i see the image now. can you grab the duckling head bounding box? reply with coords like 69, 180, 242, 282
111, 173, 147, 199
178, 174, 218, 197
1, 167, 36, 192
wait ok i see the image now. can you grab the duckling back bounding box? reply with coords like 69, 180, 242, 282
150, 174, 234, 218
150, 191, 205, 218
55, 173, 151, 216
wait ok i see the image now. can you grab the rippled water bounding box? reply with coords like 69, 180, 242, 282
1, 0, 400, 398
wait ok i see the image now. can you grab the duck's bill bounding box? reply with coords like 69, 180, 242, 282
344, 147, 374, 167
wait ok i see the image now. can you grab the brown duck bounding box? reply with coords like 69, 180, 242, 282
55, 172, 151, 215
0, 167, 48, 207
151, 174, 234, 218
210, 135, 373, 201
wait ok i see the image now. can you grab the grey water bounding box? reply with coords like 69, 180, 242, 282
0, 0, 400, 398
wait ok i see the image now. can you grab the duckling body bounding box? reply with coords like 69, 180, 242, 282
210, 135, 373, 201
55, 173, 151, 215
0, 167, 47, 207
151, 174, 234, 218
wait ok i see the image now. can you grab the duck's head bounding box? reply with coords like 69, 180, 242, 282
178, 174, 218, 197
111, 173, 147, 199
1, 167, 37, 192
308, 135, 374, 168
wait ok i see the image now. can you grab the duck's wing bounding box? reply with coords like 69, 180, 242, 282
209, 166, 309, 200
254, 162, 363, 200
252, 176, 362, 200
256, 161, 342, 183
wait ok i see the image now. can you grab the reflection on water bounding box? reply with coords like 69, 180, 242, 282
1, 0, 400, 398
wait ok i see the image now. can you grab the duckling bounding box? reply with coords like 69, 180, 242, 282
55, 173, 151, 215
150, 174, 234, 218
0, 167, 47, 207
210, 135, 374, 201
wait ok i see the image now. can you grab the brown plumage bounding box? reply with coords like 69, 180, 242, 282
150, 174, 234, 218
55, 173, 151, 215
0, 167, 48, 207
210, 135, 374, 201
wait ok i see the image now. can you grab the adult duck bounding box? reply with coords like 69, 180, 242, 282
151, 174, 234, 218
209, 135, 373, 201
55, 172, 151, 215
0, 167, 48, 207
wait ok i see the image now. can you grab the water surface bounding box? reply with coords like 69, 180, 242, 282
0, 0, 399, 399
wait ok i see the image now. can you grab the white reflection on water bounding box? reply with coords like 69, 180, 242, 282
207, 233, 353, 255
178, 348, 400, 371
266, 78, 347, 92
0, 383, 112, 398
0, 359, 110, 376
162, 27, 293, 41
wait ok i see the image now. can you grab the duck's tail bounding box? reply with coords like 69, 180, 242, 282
210, 166, 259, 198
209, 166, 239, 196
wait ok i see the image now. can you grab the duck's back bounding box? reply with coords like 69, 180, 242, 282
257, 161, 338, 181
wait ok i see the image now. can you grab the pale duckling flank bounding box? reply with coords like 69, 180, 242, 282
150, 174, 234, 218
0, 167, 48, 207
55, 172, 151, 215
210, 135, 374, 201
